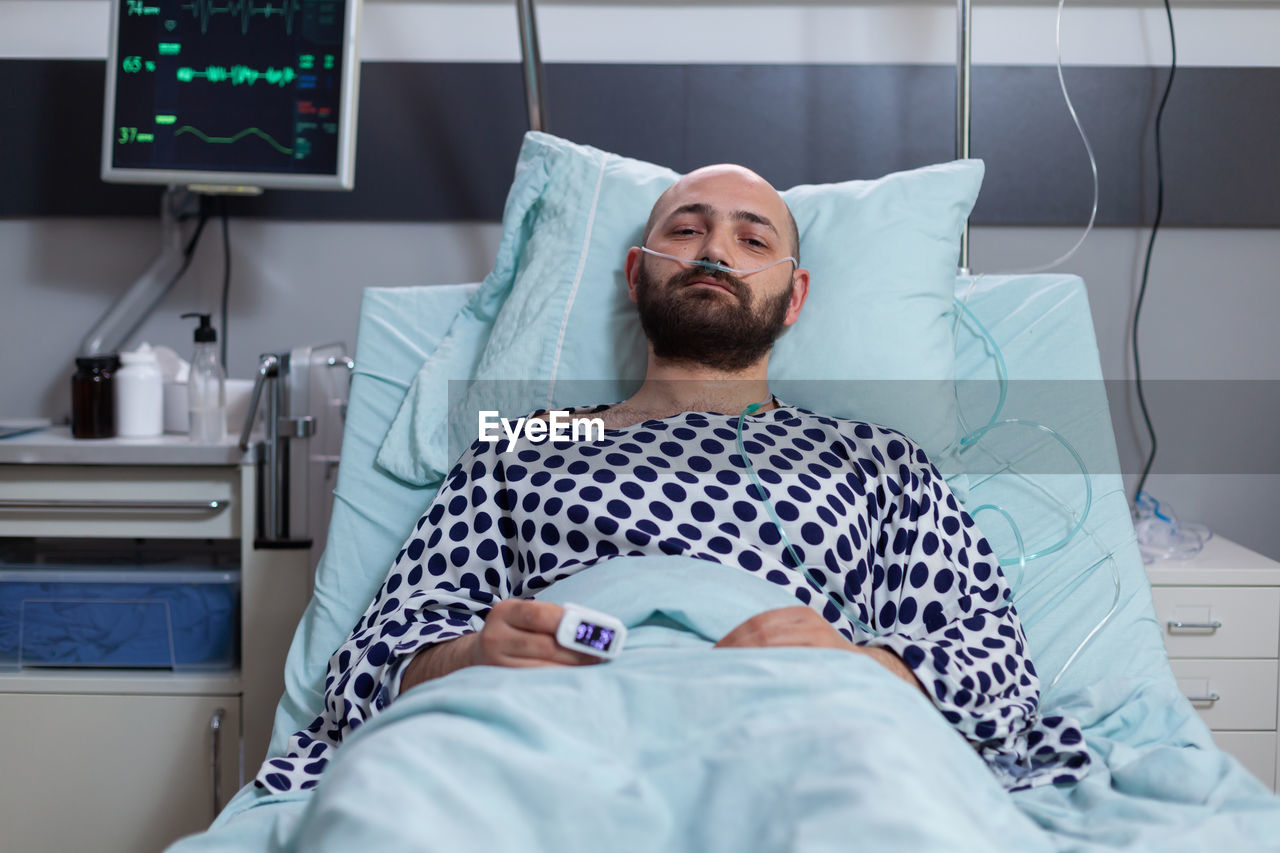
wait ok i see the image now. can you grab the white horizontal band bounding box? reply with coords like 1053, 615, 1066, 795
4, 1, 1280, 67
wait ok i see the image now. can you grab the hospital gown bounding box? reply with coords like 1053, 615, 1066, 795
257, 403, 1091, 794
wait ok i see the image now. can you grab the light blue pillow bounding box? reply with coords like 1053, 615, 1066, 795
374, 138, 561, 485
378, 132, 983, 485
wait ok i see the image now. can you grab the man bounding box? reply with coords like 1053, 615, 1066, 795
257, 165, 1089, 796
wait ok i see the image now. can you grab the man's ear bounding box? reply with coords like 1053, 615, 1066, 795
783, 267, 810, 326
624, 246, 644, 303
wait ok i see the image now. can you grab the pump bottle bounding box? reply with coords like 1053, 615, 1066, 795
182, 312, 227, 444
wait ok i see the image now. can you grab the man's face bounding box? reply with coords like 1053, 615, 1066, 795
633, 251, 793, 372
628, 167, 808, 371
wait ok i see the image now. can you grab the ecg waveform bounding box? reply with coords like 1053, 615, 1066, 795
174, 124, 294, 155
177, 65, 298, 86
177, 0, 304, 35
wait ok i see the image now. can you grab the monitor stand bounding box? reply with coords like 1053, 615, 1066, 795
79, 185, 201, 357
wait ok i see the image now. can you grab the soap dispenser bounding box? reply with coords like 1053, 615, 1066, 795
182, 312, 227, 444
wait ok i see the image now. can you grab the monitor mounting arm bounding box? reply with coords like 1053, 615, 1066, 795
79, 185, 202, 357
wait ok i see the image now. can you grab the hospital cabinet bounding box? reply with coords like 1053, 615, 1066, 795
1146, 535, 1280, 792
0, 436, 313, 853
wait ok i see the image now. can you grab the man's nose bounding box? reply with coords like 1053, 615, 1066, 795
696, 226, 736, 270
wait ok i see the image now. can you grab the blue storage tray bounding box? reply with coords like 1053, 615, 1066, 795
0, 566, 240, 670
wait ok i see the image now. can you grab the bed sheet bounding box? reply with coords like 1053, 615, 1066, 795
166, 274, 1280, 851
178, 557, 1280, 852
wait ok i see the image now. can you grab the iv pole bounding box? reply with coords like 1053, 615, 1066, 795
957, 0, 973, 275
516, 0, 548, 132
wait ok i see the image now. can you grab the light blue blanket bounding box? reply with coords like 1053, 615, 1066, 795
177, 556, 1280, 852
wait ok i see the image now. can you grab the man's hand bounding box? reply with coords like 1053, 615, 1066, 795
714, 605, 854, 652
401, 600, 600, 693
714, 606, 927, 696
470, 599, 603, 669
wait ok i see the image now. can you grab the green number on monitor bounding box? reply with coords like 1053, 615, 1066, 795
122, 56, 143, 73
118, 126, 138, 144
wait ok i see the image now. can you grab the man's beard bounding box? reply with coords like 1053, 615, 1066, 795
634, 260, 793, 372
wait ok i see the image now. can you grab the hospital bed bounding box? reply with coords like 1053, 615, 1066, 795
165, 226, 1280, 848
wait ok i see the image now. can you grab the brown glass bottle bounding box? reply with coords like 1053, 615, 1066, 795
71, 355, 119, 439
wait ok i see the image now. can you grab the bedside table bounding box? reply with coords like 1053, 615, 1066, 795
1145, 535, 1280, 792
0, 430, 314, 853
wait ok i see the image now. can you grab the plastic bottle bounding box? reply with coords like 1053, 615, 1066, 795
71, 354, 120, 439
182, 313, 227, 445
115, 344, 164, 437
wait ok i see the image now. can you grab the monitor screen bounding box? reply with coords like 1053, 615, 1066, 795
101, 0, 360, 190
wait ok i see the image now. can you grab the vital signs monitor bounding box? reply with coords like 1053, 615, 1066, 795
101, 0, 361, 190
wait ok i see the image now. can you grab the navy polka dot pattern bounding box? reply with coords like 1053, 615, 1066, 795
256, 404, 1089, 794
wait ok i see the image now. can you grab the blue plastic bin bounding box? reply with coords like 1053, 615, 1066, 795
0, 566, 240, 670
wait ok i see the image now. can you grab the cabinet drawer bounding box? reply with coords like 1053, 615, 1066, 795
1170, 659, 1279, 730
1212, 731, 1278, 791
0, 692, 241, 853
1151, 586, 1280, 658
0, 465, 237, 539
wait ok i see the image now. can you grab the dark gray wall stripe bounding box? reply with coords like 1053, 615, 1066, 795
3, 60, 1277, 226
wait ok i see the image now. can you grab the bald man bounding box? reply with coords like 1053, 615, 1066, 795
257, 165, 1090, 800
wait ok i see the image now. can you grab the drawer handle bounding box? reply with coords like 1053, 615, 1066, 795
210, 707, 225, 820
0, 498, 228, 512
1184, 692, 1222, 704
1167, 620, 1222, 631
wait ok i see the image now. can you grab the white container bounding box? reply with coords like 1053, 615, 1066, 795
163, 381, 189, 434
224, 378, 256, 434
115, 345, 164, 438
165, 378, 256, 435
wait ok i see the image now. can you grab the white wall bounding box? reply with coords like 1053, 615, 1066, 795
0, 218, 503, 414
8, 1, 1280, 67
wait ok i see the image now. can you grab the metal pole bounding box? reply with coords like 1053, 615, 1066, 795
957, 0, 972, 275
516, 0, 548, 132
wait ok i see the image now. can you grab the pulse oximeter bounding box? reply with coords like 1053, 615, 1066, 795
556, 603, 626, 661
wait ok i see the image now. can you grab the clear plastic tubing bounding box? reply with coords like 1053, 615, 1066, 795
640, 246, 797, 277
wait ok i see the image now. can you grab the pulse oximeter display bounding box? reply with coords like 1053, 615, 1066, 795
574, 620, 616, 652
556, 603, 626, 660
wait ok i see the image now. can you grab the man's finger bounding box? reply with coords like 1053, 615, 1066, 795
496, 599, 564, 635
498, 658, 572, 669
497, 626, 602, 666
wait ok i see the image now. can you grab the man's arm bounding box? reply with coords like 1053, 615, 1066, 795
400, 633, 478, 690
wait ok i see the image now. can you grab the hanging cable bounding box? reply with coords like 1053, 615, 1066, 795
1132, 0, 1177, 503
981, 0, 1099, 276
218, 196, 232, 372
160, 195, 211, 303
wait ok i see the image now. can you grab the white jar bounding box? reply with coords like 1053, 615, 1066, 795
115, 344, 164, 437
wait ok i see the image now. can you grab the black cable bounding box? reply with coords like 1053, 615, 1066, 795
182, 196, 210, 262
117, 197, 209, 347
1132, 0, 1176, 504
218, 197, 231, 371
166, 195, 210, 297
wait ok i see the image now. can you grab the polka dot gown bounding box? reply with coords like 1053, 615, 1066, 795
257, 404, 1090, 794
